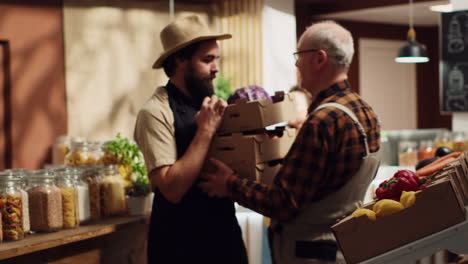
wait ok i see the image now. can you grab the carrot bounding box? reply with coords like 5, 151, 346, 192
416, 156, 457, 176
433, 151, 462, 163
415, 151, 461, 176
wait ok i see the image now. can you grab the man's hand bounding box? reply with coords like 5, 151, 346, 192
199, 158, 234, 198
195, 95, 227, 137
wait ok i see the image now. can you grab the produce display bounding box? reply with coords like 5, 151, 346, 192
0, 194, 23, 240
352, 190, 420, 221
352, 169, 435, 221
375, 170, 428, 201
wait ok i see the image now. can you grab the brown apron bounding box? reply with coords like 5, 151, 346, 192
271, 102, 381, 264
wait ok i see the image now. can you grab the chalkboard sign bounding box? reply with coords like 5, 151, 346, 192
441, 10, 468, 112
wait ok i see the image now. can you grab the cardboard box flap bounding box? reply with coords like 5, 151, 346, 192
263, 93, 297, 124
218, 92, 298, 134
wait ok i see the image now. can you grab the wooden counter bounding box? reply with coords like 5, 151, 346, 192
0, 216, 149, 264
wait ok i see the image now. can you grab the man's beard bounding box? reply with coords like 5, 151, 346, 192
185, 64, 215, 108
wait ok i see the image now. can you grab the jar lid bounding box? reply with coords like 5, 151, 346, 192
5, 168, 29, 178
54, 167, 81, 177
29, 169, 55, 179
70, 141, 89, 148
0, 172, 23, 182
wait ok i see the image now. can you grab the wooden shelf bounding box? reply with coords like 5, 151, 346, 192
0, 216, 149, 261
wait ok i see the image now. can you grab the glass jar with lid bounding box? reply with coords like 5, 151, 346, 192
5, 169, 30, 234
0, 172, 24, 241
27, 170, 63, 232
86, 166, 103, 221
55, 167, 79, 228
418, 140, 436, 160
74, 167, 91, 224
398, 141, 418, 166
434, 131, 454, 150
101, 165, 127, 217
65, 141, 99, 166
52, 135, 70, 165
89, 142, 104, 165
452, 131, 466, 152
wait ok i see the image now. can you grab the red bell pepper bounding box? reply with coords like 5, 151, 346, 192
375, 170, 421, 200
375, 180, 393, 199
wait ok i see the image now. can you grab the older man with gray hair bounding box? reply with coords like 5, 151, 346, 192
200, 20, 382, 263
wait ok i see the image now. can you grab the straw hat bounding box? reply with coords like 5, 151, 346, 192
152, 15, 232, 69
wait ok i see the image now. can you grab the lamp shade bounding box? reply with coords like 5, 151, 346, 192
395, 37, 429, 63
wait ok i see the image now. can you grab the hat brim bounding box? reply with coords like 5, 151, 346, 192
152, 33, 232, 69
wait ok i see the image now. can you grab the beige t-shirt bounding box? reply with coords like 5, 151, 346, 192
134, 86, 177, 173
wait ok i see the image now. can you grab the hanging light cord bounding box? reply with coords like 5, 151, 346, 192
407, 0, 416, 39
169, 0, 174, 22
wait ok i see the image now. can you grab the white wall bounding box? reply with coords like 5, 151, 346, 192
359, 38, 417, 130
453, 0, 468, 10
451, 0, 468, 131
63, 1, 214, 141
262, 0, 297, 95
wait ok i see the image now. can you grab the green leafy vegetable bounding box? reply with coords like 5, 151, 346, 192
105, 133, 151, 197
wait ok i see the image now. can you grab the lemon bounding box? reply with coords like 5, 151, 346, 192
373, 199, 404, 218
351, 208, 376, 221
400, 191, 421, 208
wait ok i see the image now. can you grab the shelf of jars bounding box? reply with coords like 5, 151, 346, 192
0, 137, 152, 263
0, 215, 149, 260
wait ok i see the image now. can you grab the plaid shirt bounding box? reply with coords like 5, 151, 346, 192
227, 80, 380, 222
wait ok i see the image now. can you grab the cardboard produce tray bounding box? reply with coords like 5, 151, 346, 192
332, 177, 466, 264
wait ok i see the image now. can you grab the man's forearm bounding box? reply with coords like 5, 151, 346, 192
157, 129, 213, 203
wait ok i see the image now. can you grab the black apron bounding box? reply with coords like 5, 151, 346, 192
147, 82, 248, 264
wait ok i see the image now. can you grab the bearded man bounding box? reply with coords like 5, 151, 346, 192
134, 15, 248, 264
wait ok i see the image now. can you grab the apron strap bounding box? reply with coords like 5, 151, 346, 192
314, 102, 370, 157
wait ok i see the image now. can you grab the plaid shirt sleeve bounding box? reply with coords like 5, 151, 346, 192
227, 112, 333, 222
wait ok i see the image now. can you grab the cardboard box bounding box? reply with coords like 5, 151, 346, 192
448, 169, 468, 205
208, 128, 296, 164
257, 162, 282, 184
332, 178, 466, 264
218, 92, 298, 134
205, 158, 281, 183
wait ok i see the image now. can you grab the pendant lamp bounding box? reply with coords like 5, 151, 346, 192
395, 0, 429, 63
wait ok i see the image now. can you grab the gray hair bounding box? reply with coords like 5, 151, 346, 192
304, 20, 354, 70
